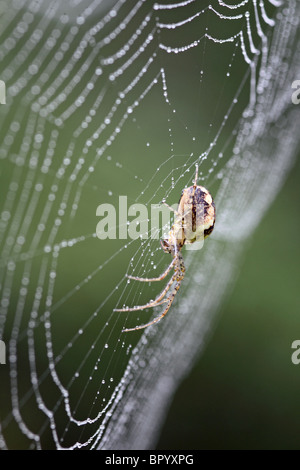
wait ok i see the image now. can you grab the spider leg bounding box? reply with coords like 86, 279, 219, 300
126, 259, 175, 282
122, 278, 182, 332
122, 252, 185, 332
114, 271, 177, 312
113, 298, 169, 313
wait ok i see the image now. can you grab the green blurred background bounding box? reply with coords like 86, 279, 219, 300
158, 151, 300, 450
0, 0, 299, 450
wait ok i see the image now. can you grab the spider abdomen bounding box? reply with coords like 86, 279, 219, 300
177, 185, 216, 244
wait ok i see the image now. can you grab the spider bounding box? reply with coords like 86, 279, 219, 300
114, 165, 216, 332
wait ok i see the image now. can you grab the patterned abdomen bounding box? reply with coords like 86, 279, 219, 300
177, 185, 216, 244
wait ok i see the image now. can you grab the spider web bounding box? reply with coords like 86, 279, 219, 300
0, 0, 299, 450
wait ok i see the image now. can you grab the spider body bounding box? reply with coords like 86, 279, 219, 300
114, 165, 216, 332
165, 184, 215, 249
